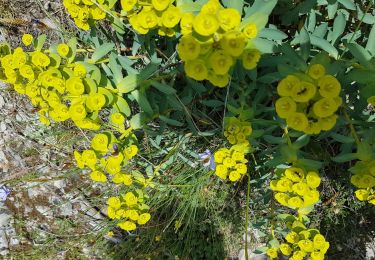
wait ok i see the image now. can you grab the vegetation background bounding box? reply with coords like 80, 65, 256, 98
0, 0, 374, 259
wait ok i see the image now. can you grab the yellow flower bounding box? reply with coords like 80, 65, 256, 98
298, 239, 314, 252
209, 50, 233, 75
275, 97, 297, 119
217, 8, 241, 31
104, 155, 123, 175
274, 192, 290, 206
292, 182, 309, 196
243, 23, 257, 39
73, 63, 87, 78
318, 114, 337, 131
129, 15, 149, 34
66, 77, 85, 95
318, 75, 341, 98
284, 167, 304, 182
22, 34, 33, 46
279, 243, 292, 256
223, 157, 236, 167
306, 171, 321, 188
220, 31, 246, 57
207, 72, 229, 88
215, 164, 228, 179
124, 144, 138, 158
288, 196, 303, 208
138, 9, 158, 29
291, 250, 306, 260
242, 48, 260, 70
310, 251, 324, 260
303, 190, 320, 206
368, 95, 375, 106
355, 189, 369, 201
162, 6, 181, 28
74, 151, 85, 169
90, 6, 106, 20
81, 149, 97, 169
193, 14, 219, 36
180, 13, 194, 35
152, 0, 169, 11
291, 81, 316, 102
286, 112, 308, 132
214, 150, 226, 163
307, 64, 326, 80
229, 170, 241, 182
277, 75, 300, 96
110, 112, 125, 125
138, 213, 151, 225
90, 170, 107, 182
285, 231, 299, 244
57, 43, 70, 57
122, 174, 133, 186
158, 27, 176, 37
312, 98, 338, 118
126, 209, 139, 221
185, 59, 208, 81
313, 234, 326, 250
19, 65, 35, 80
69, 103, 87, 121
201, 0, 222, 15
121, 0, 137, 11
31, 51, 50, 67
235, 163, 247, 174
108, 197, 121, 209
177, 35, 201, 61
124, 192, 138, 206
50, 104, 70, 122
266, 248, 278, 259
91, 133, 109, 152
118, 221, 136, 231
86, 93, 106, 111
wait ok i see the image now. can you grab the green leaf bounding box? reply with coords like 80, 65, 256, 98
90, 42, 115, 63
159, 115, 184, 127
34, 34, 46, 51
292, 134, 310, 149
252, 38, 278, 54
259, 28, 288, 41
263, 135, 286, 144
299, 27, 311, 60
365, 24, 375, 56
131, 90, 153, 115
245, 0, 277, 17
338, 0, 356, 10
222, 0, 243, 13
130, 113, 149, 129
67, 37, 77, 64
268, 238, 280, 248
254, 247, 268, 254
280, 44, 307, 70
118, 63, 158, 93
310, 35, 338, 59
83, 78, 98, 94
109, 53, 123, 84
332, 153, 357, 163
98, 87, 115, 105
331, 12, 346, 44
114, 95, 131, 117
330, 133, 354, 143
151, 80, 176, 95
348, 43, 374, 69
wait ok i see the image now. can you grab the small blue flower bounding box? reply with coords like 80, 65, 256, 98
0, 186, 10, 202
198, 149, 216, 170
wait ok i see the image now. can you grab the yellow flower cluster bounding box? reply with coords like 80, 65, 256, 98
276, 64, 342, 134
213, 144, 248, 182
0, 36, 115, 129
123, 0, 182, 37
107, 191, 151, 231
267, 221, 330, 260
63, 0, 109, 30
368, 95, 375, 106
74, 132, 138, 183
350, 159, 375, 205
177, 0, 260, 87
223, 116, 252, 145
270, 167, 321, 212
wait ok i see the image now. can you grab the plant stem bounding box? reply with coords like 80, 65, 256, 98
343, 108, 361, 145
245, 171, 251, 260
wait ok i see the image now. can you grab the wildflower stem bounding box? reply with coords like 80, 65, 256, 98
245, 170, 251, 260
342, 108, 361, 145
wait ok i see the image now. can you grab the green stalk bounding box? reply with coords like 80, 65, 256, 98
245, 172, 251, 260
